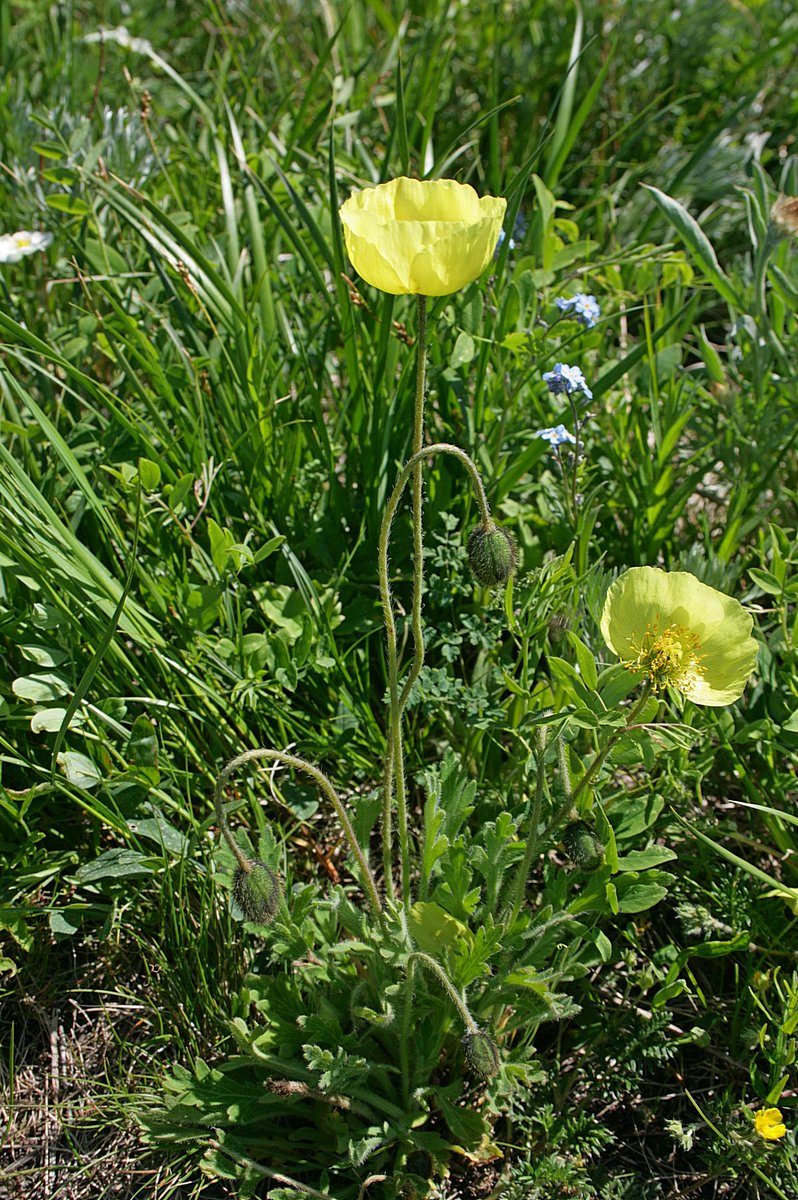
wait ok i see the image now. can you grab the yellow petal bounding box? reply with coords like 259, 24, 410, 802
600, 566, 758, 706
339, 177, 506, 296
755, 1107, 787, 1140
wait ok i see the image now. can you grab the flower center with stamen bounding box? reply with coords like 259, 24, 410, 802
625, 620, 705, 694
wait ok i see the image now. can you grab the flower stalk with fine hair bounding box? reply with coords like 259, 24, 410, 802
340, 176, 506, 907
379, 441, 494, 905
214, 747, 383, 922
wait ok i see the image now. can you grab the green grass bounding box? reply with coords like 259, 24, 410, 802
2, 0, 798, 1196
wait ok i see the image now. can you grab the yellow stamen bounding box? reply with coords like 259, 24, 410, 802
624, 617, 705, 695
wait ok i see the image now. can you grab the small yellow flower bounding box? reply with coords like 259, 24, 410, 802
755, 1107, 787, 1141
339, 177, 506, 297
600, 567, 758, 706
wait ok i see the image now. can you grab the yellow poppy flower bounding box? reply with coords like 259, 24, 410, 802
755, 1107, 787, 1141
339, 176, 506, 296
600, 567, 758, 706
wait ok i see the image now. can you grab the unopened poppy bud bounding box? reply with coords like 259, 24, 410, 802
548, 613, 570, 642
467, 522, 517, 586
462, 1029, 501, 1079
232, 860, 280, 924
562, 820, 604, 871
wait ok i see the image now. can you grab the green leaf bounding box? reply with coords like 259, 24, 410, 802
565, 630, 598, 691
434, 1086, 490, 1148
450, 331, 475, 368
33, 142, 65, 160
57, 751, 101, 789
616, 847, 677, 871
13, 673, 69, 702
45, 193, 91, 216
614, 870, 673, 913
612, 793, 665, 839
42, 166, 79, 186
127, 808, 189, 855
31, 707, 84, 734
75, 848, 154, 882
748, 567, 783, 596
50, 908, 82, 937
641, 185, 741, 308
126, 715, 159, 768
408, 901, 473, 959
138, 457, 161, 491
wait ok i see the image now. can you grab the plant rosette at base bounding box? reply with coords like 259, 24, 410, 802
600, 566, 758, 705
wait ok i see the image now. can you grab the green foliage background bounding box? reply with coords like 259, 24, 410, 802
1, 0, 798, 1196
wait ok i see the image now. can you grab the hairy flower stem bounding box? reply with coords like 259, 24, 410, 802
214, 747, 383, 923
569, 682, 654, 809
398, 296, 427, 905
409, 296, 427, 689
380, 297, 426, 902
401, 948, 480, 1100
504, 727, 548, 925
399, 954, 415, 1105
407, 951, 478, 1034
379, 443, 493, 907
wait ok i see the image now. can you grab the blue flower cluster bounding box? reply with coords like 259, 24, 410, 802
496, 212, 528, 254
537, 424, 576, 448
555, 293, 600, 328
542, 362, 593, 400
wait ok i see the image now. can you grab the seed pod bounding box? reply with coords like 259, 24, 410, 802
467, 522, 517, 586
232, 859, 281, 924
562, 820, 604, 871
462, 1029, 501, 1079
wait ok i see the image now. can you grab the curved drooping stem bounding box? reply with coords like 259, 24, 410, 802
400, 948, 479, 1102
214, 747, 383, 922
379, 442, 493, 906
407, 950, 478, 1033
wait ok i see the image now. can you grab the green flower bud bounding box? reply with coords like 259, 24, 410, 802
462, 1029, 501, 1079
232, 860, 280, 924
467, 522, 517, 586
548, 613, 570, 642
562, 819, 604, 871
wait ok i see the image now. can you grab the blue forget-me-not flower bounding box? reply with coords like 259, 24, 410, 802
555, 293, 600, 328
537, 424, 576, 447
542, 362, 593, 400
495, 212, 528, 255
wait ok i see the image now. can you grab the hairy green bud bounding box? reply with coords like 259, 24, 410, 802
462, 1029, 501, 1079
562, 820, 604, 871
467, 522, 517, 587
548, 613, 570, 643
232, 859, 280, 924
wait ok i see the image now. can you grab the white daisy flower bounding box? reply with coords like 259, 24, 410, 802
0, 230, 54, 264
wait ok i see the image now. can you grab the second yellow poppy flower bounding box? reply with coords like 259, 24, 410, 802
600, 567, 758, 706
339, 176, 506, 297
